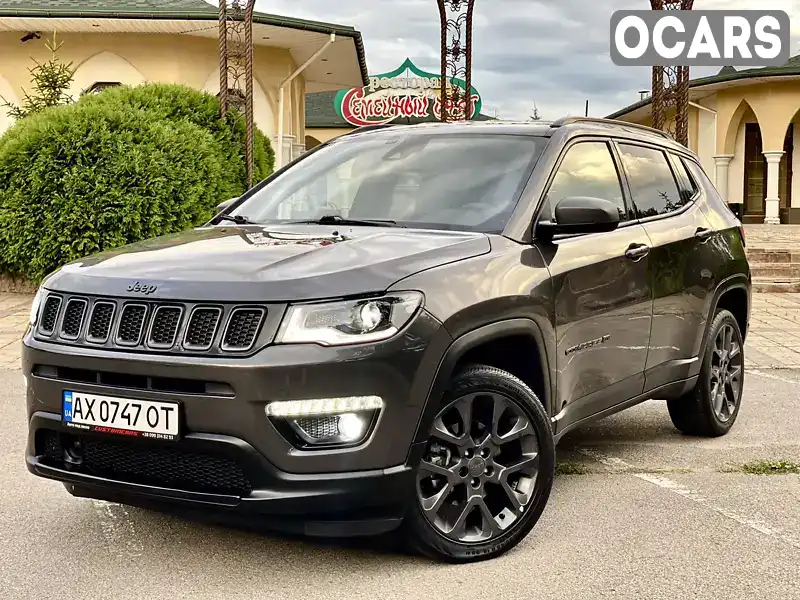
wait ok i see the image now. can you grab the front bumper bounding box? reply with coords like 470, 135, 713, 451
23, 311, 451, 530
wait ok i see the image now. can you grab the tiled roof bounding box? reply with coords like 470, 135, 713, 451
306, 90, 496, 128
609, 54, 800, 119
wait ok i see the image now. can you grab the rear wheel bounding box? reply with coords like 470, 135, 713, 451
667, 309, 744, 437
404, 365, 555, 562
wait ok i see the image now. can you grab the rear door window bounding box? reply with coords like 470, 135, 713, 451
617, 144, 685, 218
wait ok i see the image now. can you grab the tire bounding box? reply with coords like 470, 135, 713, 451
667, 309, 745, 437
404, 364, 555, 563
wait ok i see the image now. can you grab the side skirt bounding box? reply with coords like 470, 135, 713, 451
553, 375, 699, 444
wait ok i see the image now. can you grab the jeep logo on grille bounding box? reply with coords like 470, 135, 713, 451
126, 282, 158, 295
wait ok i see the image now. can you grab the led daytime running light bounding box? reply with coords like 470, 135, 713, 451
265, 396, 384, 418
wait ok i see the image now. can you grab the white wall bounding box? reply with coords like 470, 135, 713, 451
727, 119, 747, 206
69, 51, 145, 100
793, 121, 800, 209
696, 108, 716, 178
202, 68, 275, 139
0, 74, 19, 135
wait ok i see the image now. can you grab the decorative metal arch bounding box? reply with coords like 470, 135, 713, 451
437, 0, 476, 122
218, 0, 256, 187
650, 0, 694, 147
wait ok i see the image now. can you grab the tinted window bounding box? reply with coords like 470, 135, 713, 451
544, 142, 628, 221
669, 154, 698, 203
618, 144, 684, 218
232, 133, 545, 233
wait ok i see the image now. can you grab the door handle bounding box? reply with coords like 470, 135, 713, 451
695, 227, 715, 240
625, 243, 650, 261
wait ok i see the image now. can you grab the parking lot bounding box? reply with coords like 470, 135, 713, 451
1, 293, 798, 600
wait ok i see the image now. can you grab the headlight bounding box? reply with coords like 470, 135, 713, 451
29, 288, 43, 326
275, 291, 423, 346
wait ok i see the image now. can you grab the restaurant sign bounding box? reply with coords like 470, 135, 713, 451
334, 58, 482, 126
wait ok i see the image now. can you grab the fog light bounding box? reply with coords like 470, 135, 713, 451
266, 396, 383, 448
337, 413, 366, 442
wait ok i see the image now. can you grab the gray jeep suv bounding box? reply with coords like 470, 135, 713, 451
23, 117, 750, 562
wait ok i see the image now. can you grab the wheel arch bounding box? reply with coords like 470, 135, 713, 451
700, 275, 750, 359
411, 318, 554, 447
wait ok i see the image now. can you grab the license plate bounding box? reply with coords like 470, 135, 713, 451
62, 391, 180, 441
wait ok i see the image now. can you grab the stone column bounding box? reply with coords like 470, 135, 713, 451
763, 150, 784, 225
713, 154, 734, 200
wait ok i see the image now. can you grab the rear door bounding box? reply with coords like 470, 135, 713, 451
615, 142, 716, 392
540, 139, 653, 429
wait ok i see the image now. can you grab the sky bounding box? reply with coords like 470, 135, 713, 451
209, 0, 800, 121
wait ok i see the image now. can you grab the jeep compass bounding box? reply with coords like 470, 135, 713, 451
23, 118, 750, 562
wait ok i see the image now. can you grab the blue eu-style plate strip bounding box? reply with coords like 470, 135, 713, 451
63, 391, 73, 422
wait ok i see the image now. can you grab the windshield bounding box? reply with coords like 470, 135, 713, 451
231, 132, 546, 233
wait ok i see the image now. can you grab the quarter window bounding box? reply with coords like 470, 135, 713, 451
618, 144, 684, 218
544, 142, 628, 221
669, 154, 698, 203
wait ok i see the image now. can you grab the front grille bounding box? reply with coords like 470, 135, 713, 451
222, 308, 265, 351
34, 292, 276, 356
60, 299, 87, 339
39, 431, 252, 497
183, 307, 221, 350
147, 306, 182, 348
87, 302, 115, 343
40, 295, 62, 335
116, 304, 147, 345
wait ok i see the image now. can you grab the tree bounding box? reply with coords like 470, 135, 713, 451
530, 102, 541, 121
1, 32, 74, 120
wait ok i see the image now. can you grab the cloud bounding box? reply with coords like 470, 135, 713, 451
208, 0, 800, 120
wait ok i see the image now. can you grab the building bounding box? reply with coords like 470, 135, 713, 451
609, 56, 800, 224
304, 57, 495, 149
0, 0, 368, 167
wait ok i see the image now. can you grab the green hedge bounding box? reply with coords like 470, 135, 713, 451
0, 84, 273, 282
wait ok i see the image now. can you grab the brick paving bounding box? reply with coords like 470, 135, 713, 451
1, 291, 799, 371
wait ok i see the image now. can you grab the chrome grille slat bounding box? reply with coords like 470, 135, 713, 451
59, 299, 88, 340
86, 301, 116, 343
147, 306, 183, 349
221, 308, 266, 352
115, 304, 148, 346
39, 295, 62, 335
183, 307, 222, 351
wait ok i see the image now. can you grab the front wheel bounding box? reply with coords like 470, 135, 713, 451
404, 365, 555, 562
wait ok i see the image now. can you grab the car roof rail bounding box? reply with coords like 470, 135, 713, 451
550, 116, 673, 140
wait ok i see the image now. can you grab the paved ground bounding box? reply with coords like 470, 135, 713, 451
1, 368, 798, 599
745, 224, 800, 250
1, 292, 798, 599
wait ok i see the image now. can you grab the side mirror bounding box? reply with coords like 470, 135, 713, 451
216, 197, 239, 214
537, 196, 621, 239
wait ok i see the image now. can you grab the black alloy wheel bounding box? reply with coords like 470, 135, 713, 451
709, 321, 743, 423
668, 309, 745, 437
405, 365, 555, 562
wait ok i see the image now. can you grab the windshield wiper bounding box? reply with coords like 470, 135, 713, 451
215, 214, 256, 225
289, 215, 405, 227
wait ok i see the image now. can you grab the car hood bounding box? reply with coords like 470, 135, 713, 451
45, 225, 491, 302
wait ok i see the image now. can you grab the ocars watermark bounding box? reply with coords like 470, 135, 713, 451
610, 10, 790, 67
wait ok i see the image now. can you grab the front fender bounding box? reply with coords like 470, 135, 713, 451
409, 318, 556, 451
